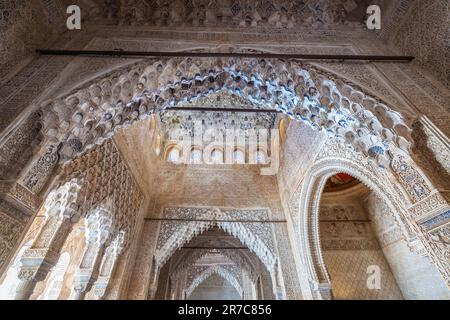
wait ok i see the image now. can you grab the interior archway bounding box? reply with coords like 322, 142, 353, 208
296, 155, 450, 300
318, 175, 404, 299
154, 226, 275, 300
188, 273, 242, 301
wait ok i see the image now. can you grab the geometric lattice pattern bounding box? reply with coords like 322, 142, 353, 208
324, 250, 404, 300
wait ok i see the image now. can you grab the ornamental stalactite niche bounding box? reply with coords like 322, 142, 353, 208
0, 0, 449, 301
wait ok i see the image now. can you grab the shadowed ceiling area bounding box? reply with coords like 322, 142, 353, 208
77, 0, 388, 28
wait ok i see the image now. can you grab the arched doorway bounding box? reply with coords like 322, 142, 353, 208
295, 154, 450, 300
153, 226, 276, 300
319, 174, 403, 299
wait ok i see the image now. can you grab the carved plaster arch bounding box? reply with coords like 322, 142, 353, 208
185, 265, 243, 299
37, 58, 413, 168
155, 208, 276, 273
294, 138, 441, 298
39, 46, 412, 117
156, 221, 275, 273
164, 143, 183, 162
38, 252, 71, 300
53, 138, 144, 252
170, 238, 261, 284
51, 179, 126, 251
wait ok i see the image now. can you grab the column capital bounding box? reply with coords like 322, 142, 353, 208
17, 268, 48, 282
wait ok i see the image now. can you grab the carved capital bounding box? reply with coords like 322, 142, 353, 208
17, 267, 47, 282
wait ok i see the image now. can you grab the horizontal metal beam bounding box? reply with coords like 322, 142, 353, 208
166, 106, 279, 113
319, 220, 371, 223
145, 218, 286, 223
181, 246, 249, 250
36, 49, 414, 62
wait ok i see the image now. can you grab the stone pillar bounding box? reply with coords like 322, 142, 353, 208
15, 213, 75, 300
256, 277, 263, 300
250, 279, 258, 300
317, 283, 333, 300
15, 269, 48, 300
147, 264, 160, 300
172, 272, 187, 300
71, 209, 112, 300
271, 261, 286, 300
271, 274, 282, 300
71, 244, 106, 300
14, 179, 82, 300
88, 232, 124, 300
240, 272, 256, 300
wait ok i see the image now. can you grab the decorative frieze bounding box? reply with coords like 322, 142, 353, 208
391, 154, 431, 203
408, 191, 449, 223
421, 211, 450, 232
155, 207, 276, 272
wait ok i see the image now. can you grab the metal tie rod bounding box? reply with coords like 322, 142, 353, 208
181, 246, 249, 250
36, 49, 414, 62
320, 219, 371, 223
166, 106, 279, 113
145, 218, 286, 223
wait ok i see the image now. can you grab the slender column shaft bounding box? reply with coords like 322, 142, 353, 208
15, 216, 74, 300
72, 244, 106, 300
